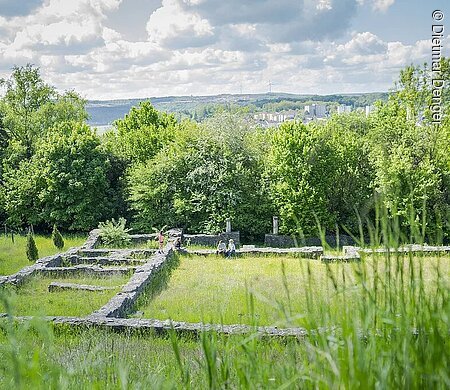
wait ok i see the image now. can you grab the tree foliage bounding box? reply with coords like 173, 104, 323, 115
0, 62, 448, 243
3, 122, 116, 231
107, 101, 177, 165
0, 64, 87, 157
128, 115, 272, 239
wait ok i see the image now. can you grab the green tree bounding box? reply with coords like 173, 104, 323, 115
367, 99, 450, 242
3, 122, 117, 231
128, 115, 272, 239
107, 101, 177, 165
265, 121, 337, 236
362, 59, 450, 243
0, 64, 55, 156
26, 231, 39, 262
318, 113, 374, 233
52, 224, 64, 249
0, 64, 88, 157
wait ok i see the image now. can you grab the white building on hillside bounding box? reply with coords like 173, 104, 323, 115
337, 105, 352, 114
305, 104, 327, 118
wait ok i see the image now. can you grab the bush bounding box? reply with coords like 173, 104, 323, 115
26, 231, 39, 262
98, 218, 131, 248
51, 224, 64, 250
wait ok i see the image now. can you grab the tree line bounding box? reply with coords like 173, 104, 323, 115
0, 62, 449, 243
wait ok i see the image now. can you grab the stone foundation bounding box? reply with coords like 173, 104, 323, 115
2, 229, 450, 339
90, 245, 175, 318
48, 282, 118, 292
264, 234, 356, 248
187, 246, 323, 259
184, 232, 240, 247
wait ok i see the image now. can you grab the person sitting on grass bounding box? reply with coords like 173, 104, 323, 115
226, 239, 236, 258
216, 240, 226, 256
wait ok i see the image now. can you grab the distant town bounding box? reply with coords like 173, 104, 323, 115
253, 104, 375, 127
86, 92, 386, 128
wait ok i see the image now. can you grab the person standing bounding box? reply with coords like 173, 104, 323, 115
158, 230, 165, 252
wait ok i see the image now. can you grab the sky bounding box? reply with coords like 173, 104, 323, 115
0, 0, 449, 100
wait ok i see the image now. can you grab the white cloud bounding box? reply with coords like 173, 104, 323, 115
358, 0, 395, 12
372, 0, 395, 12
0, 0, 435, 100
146, 0, 215, 48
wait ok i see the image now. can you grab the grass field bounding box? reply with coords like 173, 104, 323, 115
0, 235, 86, 276
137, 254, 450, 328
0, 248, 449, 388
1, 275, 128, 317
0, 325, 306, 389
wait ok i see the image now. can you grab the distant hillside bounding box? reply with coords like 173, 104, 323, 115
86, 92, 388, 127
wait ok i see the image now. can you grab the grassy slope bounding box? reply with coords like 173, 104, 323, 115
2, 275, 128, 317
138, 254, 450, 327
0, 235, 86, 276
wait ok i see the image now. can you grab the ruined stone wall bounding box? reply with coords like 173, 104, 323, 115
184, 232, 240, 247
264, 234, 356, 248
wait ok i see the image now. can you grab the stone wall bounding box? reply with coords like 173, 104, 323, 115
184, 232, 240, 247
4, 315, 307, 338
264, 234, 356, 248
187, 246, 323, 259
39, 265, 134, 278
0, 254, 62, 287
90, 244, 175, 318
264, 234, 295, 248
48, 282, 117, 292
4, 229, 450, 339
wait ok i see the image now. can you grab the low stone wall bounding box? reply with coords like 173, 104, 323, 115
39, 265, 134, 278
322, 244, 450, 263
63, 255, 147, 266
90, 245, 175, 318
187, 246, 323, 259
1, 315, 307, 338
358, 244, 450, 255
77, 248, 157, 259
0, 254, 62, 287
265, 234, 356, 248
48, 282, 117, 292
82, 230, 158, 249
184, 232, 240, 247
320, 254, 361, 263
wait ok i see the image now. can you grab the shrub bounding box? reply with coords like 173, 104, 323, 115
26, 231, 39, 262
98, 218, 131, 248
51, 224, 64, 249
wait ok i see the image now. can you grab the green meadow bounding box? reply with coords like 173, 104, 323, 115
0, 235, 86, 276
137, 254, 450, 328
2, 274, 128, 317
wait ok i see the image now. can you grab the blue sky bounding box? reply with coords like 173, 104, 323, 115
0, 0, 448, 99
